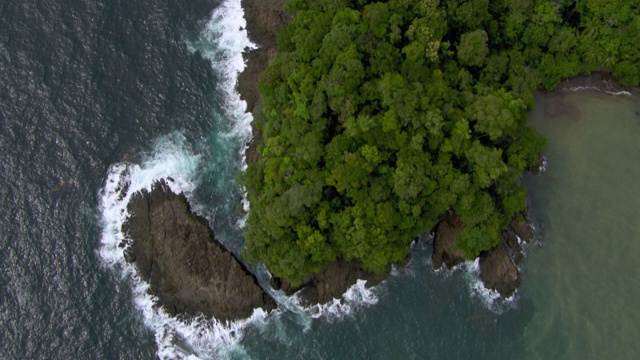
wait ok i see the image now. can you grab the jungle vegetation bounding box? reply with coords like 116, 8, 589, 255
243, 0, 640, 282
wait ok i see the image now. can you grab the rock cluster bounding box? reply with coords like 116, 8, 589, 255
270, 259, 387, 306
478, 218, 534, 298
432, 211, 534, 298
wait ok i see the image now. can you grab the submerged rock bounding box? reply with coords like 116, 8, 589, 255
122, 180, 276, 322
271, 259, 387, 306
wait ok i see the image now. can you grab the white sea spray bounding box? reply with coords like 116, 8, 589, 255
564, 85, 632, 96
290, 280, 381, 323
186, 0, 255, 218
186, 0, 255, 160
98, 133, 280, 359
462, 259, 517, 314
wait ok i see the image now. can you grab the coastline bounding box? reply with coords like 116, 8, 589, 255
236, 0, 526, 299
553, 71, 640, 96
237, 1, 392, 303
237, 0, 290, 164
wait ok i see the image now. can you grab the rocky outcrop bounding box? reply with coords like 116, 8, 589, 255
432, 212, 465, 270
270, 259, 388, 306
479, 241, 520, 297
479, 217, 534, 298
432, 211, 534, 298
238, 0, 290, 164
122, 180, 276, 322
554, 70, 640, 96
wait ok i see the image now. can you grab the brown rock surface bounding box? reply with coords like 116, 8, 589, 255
510, 218, 534, 243
270, 259, 387, 306
479, 241, 521, 298
432, 213, 465, 270
122, 180, 276, 322
431, 212, 527, 297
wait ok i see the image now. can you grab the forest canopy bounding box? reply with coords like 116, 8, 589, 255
243, 0, 640, 282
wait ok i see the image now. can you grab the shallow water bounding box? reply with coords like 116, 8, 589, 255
522, 91, 640, 359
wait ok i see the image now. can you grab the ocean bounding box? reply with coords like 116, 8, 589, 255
1, 1, 639, 359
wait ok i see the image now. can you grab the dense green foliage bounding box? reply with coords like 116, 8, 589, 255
243, 0, 640, 282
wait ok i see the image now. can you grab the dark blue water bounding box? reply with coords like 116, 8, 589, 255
0, 0, 222, 358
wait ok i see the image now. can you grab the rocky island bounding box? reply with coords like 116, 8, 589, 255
122, 180, 276, 322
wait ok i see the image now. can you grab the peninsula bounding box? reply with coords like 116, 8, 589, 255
238, 0, 640, 299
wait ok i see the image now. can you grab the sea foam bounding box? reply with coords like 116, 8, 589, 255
98, 133, 275, 359
186, 0, 255, 218
98, 2, 284, 358
462, 259, 518, 314
99, 2, 387, 357
564, 85, 632, 96
288, 280, 381, 323
186, 0, 255, 154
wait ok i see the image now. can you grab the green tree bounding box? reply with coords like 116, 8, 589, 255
457, 30, 489, 67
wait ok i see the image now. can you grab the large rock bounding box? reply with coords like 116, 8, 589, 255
479, 216, 533, 297
270, 259, 387, 306
432, 213, 465, 269
432, 212, 527, 298
122, 180, 276, 322
479, 241, 521, 298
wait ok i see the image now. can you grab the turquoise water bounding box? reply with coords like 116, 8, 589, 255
522, 90, 640, 359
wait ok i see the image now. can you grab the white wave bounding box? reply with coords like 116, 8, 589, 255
538, 156, 548, 174
290, 280, 380, 323
187, 0, 257, 220
98, 133, 201, 269
186, 0, 255, 154
98, 133, 275, 359
462, 259, 517, 314
564, 86, 632, 96
605, 90, 632, 96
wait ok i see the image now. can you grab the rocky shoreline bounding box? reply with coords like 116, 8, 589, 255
555, 71, 640, 96
236, 0, 531, 299
270, 259, 388, 306
238, 0, 394, 305
122, 180, 276, 322
238, 0, 290, 164
431, 211, 533, 298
